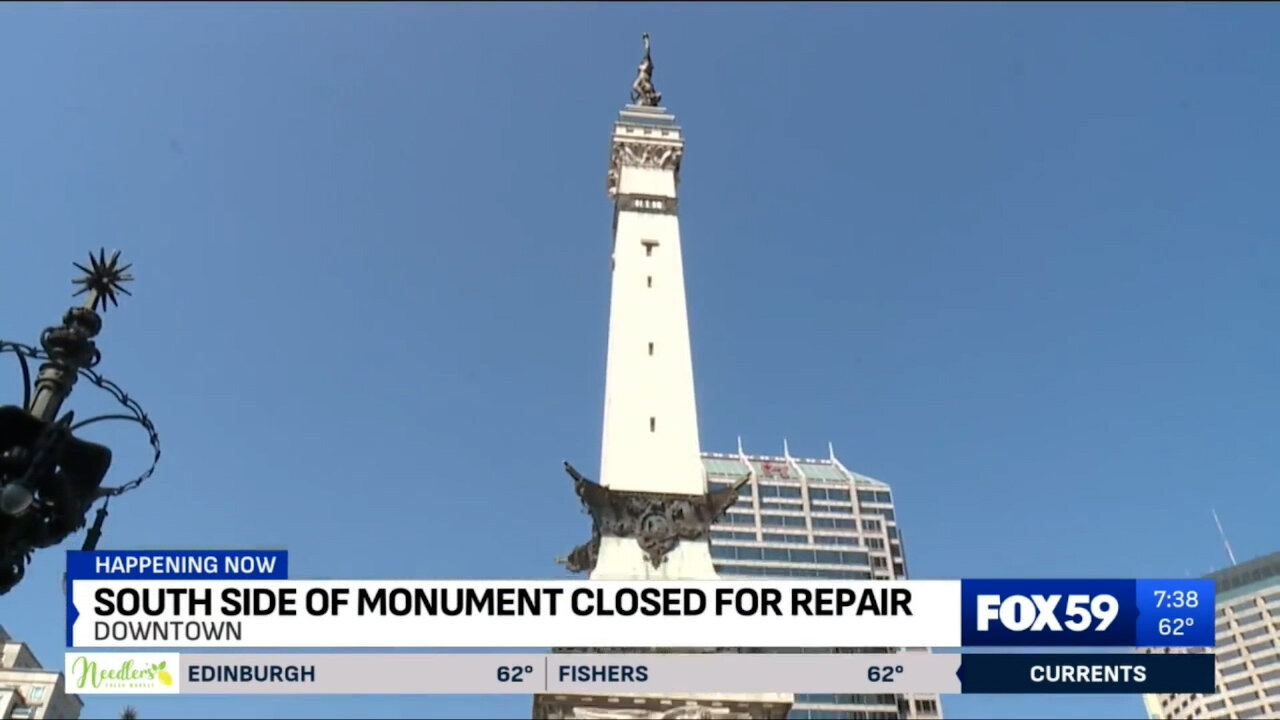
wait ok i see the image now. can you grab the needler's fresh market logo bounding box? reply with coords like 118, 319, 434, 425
69, 655, 174, 691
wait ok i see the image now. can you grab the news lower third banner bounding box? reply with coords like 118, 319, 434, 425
66, 550, 1216, 649
63, 651, 1217, 696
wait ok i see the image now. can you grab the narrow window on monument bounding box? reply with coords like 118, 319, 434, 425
648, 342, 654, 355
649, 417, 656, 432
646, 275, 652, 287
642, 239, 658, 257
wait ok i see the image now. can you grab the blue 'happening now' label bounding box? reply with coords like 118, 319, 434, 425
65, 550, 288, 647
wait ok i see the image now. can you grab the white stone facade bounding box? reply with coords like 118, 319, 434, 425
0, 626, 82, 720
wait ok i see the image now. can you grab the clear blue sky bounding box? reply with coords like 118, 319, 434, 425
2, 3, 1277, 719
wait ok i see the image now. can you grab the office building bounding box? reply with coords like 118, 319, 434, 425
0, 626, 82, 720
1143, 552, 1280, 719
706, 446, 942, 720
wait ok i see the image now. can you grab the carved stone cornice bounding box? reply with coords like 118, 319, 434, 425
607, 141, 684, 198
558, 462, 749, 573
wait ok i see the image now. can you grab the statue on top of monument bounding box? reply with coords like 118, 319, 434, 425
630, 33, 662, 107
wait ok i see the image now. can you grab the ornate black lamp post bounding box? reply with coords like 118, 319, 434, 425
0, 250, 160, 594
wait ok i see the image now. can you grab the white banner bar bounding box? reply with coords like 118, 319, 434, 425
69, 580, 963, 649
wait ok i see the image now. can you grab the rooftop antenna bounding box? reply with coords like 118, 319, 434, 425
1212, 508, 1238, 567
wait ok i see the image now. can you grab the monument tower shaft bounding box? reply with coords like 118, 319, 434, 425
587, 37, 724, 583
537, 35, 792, 720
600, 99, 701, 498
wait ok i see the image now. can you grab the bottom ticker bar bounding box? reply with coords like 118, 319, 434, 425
63, 651, 1215, 696
65, 652, 964, 695
959, 653, 1216, 694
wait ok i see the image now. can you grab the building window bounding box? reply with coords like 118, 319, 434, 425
761, 514, 807, 528
861, 506, 896, 521
1232, 690, 1262, 706
814, 550, 868, 566
1235, 613, 1265, 630
710, 529, 757, 542
812, 517, 856, 530
1221, 663, 1249, 680
759, 484, 802, 499
716, 565, 871, 581
643, 240, 658, 257
11, 709, 32, 719
1254, 652, 1280, 669
1246, 640, 1272, 655
27, 686, 45, 701
646, 276, 652, 287
810, 487, 851, 502
855, 490, 893, 504
648, 342, 654, 356
1225, 678, 1252, 691
762, 548, 789, 562
649, 417, 656, 432
814, 534, 859, 547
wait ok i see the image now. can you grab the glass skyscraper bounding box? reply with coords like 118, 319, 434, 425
704, 448, 942, 720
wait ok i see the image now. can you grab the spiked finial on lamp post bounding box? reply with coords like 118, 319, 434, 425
72, 249, 134, 314
1, 249, 159, 596
27, 249, 134, 424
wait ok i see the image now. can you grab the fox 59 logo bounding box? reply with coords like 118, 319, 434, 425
977, 593, 1119, 632
961, 580, 1136, 647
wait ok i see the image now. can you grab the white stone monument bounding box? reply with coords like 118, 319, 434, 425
532, 35, 792, 720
